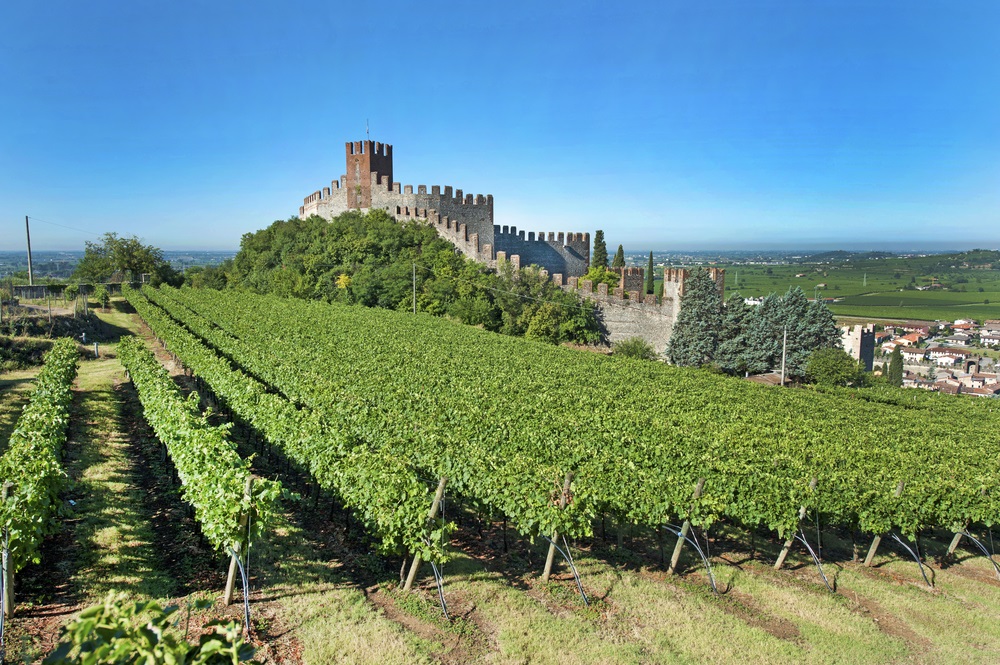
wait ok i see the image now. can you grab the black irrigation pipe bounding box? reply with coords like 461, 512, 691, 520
794, 529, 834, 593
226, 546, 253, 636
888, 532, 933, 588
541, 535, 589, 606
961, 531, 1000, 580
1, 529, 7, 662
664, 523, 718, 595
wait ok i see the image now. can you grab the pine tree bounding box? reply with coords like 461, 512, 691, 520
780, 287, 813, 379
887, 347, 904, 387
612, 245, 625, 269
645, 252, 654, 294
716, 294, 753, 375
592, 230, 608, 269
667, 269, 723, 366
742, 292, 783, 375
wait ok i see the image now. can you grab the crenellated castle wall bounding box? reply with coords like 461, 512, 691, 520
298, 140, 590, 277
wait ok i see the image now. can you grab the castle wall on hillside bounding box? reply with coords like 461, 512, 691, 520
493, 227, 590, 277
299, 140, 589, 277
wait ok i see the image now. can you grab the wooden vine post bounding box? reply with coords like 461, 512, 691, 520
403, 476, 447, 592
864, 481, 905, 567
541, 472, 574, 582
2, 481, 14, 617
224, 476, 254, 605
668, 477, 706, 575
774, 477, 818, 570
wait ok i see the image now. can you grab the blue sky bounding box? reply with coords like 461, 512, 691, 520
2, 1, 998, 252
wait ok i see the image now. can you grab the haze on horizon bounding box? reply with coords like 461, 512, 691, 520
2, 1, 998, 254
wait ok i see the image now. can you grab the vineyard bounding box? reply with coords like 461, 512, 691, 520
3, 289, 1000, 662
123, 285, 1000, 584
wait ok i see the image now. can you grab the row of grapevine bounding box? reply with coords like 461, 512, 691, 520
117, 337, 283, 553
121, 286, 449, 562
140, 285, 585, 543
154, 285, 1000, 543
0, 339, 78, 576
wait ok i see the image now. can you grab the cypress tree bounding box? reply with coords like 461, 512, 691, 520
742, 292, 783, 375
887, 347, 904, 387
592, 230, 608, 269
612, 245, 625, 269
645, 252, 654, 294
667, 269, 723, 367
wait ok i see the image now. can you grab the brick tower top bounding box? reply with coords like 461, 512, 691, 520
346, 140, 393, 209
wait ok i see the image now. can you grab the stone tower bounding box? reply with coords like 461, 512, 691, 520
346, 140, 393, 209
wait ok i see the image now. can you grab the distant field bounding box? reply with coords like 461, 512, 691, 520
698, 255, 1000, 322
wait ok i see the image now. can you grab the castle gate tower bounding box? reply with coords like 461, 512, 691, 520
347, 140, 393, 209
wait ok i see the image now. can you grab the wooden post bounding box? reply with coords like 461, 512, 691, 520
403, 476, 447, 592
946, 532, 963, 556
541, 472, 574, 582
3, 481, 14, 617
224, 476, 254, 605
668, 477, 706, 575
775, 477, 818, 570
864, 481, 905, 567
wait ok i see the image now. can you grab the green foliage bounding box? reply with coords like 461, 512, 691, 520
74, 232, 166, 283
806, 348, 865, 387
43, 596, 257, 664
715, 294, 753, 376
667, 269, 722, 366
0, 336, 53, 371
0, 338, 78, 574
128, 284, 1000, 544
64, 283, 79, 301
92, 284, 110, 310
612, 337, 657, 361
887, 347, 904, 387
611, 245, 625, 269
117, 337, 282, 553
575, 265, 620, 292
591, 230, 608, 269
229, 211, 599, 345
185, 262, 231, 290
124, 286, 451, 562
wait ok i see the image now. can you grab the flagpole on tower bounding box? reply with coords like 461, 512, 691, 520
366, 119, 370, 142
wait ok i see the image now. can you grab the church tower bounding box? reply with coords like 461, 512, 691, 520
346, 140, 393, 209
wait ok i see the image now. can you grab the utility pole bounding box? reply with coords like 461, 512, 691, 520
25, 215, 34, 286
780, 326, 787, 387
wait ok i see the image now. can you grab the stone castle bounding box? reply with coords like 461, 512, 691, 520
300, 140, 591, 277
298, 139, 725, 352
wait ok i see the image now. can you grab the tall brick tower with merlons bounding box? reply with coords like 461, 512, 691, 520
346, 140, 393, 209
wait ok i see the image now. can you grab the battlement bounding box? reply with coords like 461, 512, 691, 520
300, 138, 589, 278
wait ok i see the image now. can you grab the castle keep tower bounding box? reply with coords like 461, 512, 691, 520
299, 140, 591, 277
346, 141, 393, 209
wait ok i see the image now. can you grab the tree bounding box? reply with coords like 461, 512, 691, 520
887, 347, 904, 387
613, 337, 657, 361
74, 233, 166, 283
806, 348, 865, 387
645, 252, 654, 294
716, 294, 753, 375
592, 230, 608, 269
612, 245, 625, 269
667, 269, 723, 366
742, 292, 783, 375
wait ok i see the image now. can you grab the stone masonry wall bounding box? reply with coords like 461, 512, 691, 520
492, 227, 590, 277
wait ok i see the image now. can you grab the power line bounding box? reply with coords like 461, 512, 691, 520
25, 216, 104, 238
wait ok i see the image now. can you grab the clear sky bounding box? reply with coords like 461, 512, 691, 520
2, 1, 998, 252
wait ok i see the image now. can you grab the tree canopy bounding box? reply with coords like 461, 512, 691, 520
229, 211, 601, 345
74, 233, 168, 283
